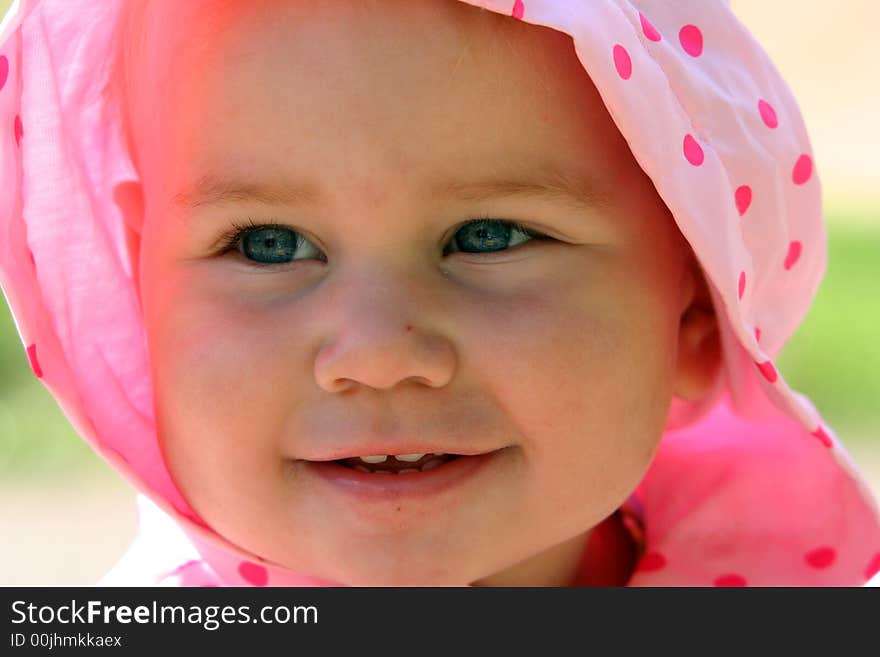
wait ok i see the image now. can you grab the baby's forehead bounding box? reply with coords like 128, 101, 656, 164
130, 7, 590, 150
124, 1, 677, 249
125, 0, 567, 110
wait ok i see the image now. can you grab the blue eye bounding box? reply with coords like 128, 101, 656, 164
216, 217, 548, 267
216, 219, 321, 267
446, 218, 543, 255
240, 225, 299, 264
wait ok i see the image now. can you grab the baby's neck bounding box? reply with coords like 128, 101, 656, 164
470, 513, 636, 587
469, 530, 590, 587
572, 511, 639, 586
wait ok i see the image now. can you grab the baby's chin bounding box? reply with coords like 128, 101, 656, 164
268, 538, 490, 587
326, 563, 478, 587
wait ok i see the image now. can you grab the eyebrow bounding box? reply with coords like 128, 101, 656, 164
172, 165, 612, 216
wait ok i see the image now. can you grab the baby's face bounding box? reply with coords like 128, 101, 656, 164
135, 0, 706, 586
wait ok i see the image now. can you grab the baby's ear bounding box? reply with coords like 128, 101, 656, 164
113, 180, 146, 308
673, 256, 722, 402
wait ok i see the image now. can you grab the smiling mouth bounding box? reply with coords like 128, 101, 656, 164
334, 453, 462, 474
301, 449, 505, 502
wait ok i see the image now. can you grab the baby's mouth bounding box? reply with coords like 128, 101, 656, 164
335, 453, 461, 474
303, 449, 505, 502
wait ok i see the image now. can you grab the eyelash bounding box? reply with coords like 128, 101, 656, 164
214, 213, 550, 268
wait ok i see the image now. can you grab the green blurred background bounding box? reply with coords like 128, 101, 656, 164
1, 0, 878, 584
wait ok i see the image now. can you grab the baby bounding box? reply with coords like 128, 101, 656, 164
1, 0, 878, 587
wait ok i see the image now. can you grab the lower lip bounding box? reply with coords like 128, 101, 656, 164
300, 449, 505, 503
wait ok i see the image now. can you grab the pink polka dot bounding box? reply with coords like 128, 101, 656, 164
714, 573, 747, 587
811, 425, 833, 448
738, 271, 746, 300
755, 360, 778, 383
26, 343, 43, 378
14, 114, 22, 147
683, 134, 704, 166
754, 326, 762, 343
613, 45, 632, 80
735, 185, 752, 216
639, 13, 662, 42
792, 154, 813, 185
238, 561, 268, 586
784, 240, 802, 270
865, 552, 880, 580
511, 0, 524, 20
0, 55, 8, 92
758, 99, 778, 129
636, 552, 667, 572
679, 25, 703, 57
805, 546, 836, 569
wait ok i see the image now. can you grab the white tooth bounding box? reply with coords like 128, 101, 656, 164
359, 455, 388, 464
353, 465, 371, 473
397, 468, 420, 475
420, 458, 445, 471
394, 453, 425, 462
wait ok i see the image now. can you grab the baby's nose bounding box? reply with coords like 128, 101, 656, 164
312, 269, 457, 393
314, 324, 455, 393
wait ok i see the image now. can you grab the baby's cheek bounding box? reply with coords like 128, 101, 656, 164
149, 310, 291, 518
146, 293, 254, 443
524, 301, 669, 493
600, 314, 677, 465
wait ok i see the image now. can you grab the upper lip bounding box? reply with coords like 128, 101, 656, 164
298, 445, 503, 462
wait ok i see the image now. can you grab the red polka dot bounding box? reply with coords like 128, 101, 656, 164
238, 561, 268, 586
735, 185, 752, 216
639, 13, 662, 42
754, 326, 762, 343
792, 154, 813, 185
679, 25, 703, 57
636, 552, 667, 572
784, 240, 802, 270
0, 55, 8, 92
613, 44, 632, 80
14, 114, 22, 147
865, 552, 880, 580
738, 271, 746, 299
810, 425, 833, 448
804, 546, 836, 569
26, 343, 43, 378
714, 574, 747, 587
758, 99, 778, 128
511, 0, 524, 20
683, 134, 704, 166
755, 360, 778, 383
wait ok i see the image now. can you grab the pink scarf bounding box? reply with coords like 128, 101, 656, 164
0, 0, 877, 586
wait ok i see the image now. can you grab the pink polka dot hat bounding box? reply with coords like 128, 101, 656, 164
0, 0, 878, 586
